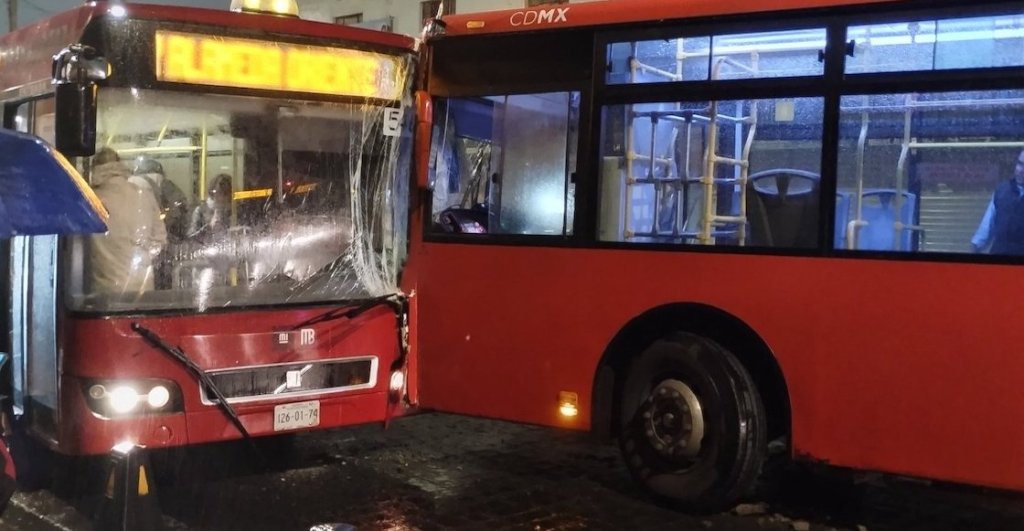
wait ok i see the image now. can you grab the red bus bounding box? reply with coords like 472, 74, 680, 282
0, 1, 417, 484
415, 0, 1024, 511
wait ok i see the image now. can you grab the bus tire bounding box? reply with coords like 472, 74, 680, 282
618, 332, 766, 513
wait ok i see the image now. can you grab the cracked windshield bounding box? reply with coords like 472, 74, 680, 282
73, 87, 410, 312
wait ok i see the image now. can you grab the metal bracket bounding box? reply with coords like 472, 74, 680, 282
52, 44, 110, 85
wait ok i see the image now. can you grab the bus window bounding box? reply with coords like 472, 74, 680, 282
11, 103, 29, 133
32, 98, 55, 146
606, 27, 826, 85
431, 92, 579, 236
846, 11, 1024, 74
837, 89, 1024, 254
599, 97, 823, 248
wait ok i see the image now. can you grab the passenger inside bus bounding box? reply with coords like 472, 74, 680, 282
188, 173, 233, 243
971, 149, 1024, 255
130, 158, 189, 241
129, 158, 189, 289
86, 148, 167, 295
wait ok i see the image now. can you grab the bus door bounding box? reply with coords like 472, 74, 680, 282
9, 237, 59, 435
6, 99, 60, 440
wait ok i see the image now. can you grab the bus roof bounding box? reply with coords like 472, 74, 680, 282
0, 2, 415, 92
438, 0, 902, 37
0, 2, 415, 51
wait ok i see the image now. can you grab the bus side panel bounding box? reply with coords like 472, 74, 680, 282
416, 243, 1024, 492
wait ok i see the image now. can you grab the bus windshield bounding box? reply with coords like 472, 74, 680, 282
67, 87, 410, 313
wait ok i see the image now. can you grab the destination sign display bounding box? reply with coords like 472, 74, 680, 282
154, 30, 402, 100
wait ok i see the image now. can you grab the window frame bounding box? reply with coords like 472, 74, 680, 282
422, 1, 456, 22
334, 13, 364, 26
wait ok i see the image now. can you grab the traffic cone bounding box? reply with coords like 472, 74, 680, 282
94, 443, 163, 531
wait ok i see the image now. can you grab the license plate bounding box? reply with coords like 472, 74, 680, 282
273, 400, 320, 432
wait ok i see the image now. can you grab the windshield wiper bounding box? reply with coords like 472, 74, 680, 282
130, 323, 251, 440
291, 293, 403, 330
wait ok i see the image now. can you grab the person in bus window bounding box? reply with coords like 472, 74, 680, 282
188, 174, 233, 243
130, 158, 189, 241
129, 158, 189, 290
87, 148, 168, 295
971, 149, 1024, 255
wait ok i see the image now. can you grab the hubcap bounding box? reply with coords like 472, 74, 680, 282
641, 379, 704, 459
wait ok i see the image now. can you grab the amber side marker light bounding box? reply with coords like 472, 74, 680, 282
466, 21, 485, 29
558, 391, 578, 417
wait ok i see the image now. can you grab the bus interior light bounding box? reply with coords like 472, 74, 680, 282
558, 391, 579, 418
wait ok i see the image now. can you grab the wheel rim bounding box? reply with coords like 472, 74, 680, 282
640, 379, 705, 460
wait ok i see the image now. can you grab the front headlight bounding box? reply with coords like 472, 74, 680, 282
82, 378, 183, 418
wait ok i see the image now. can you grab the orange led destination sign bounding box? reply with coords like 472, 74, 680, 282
155, 30, 403, 100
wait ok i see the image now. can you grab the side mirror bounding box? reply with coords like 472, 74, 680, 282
414, 90, 433, 190
52, 45, 109, 157
54, 83, 98, 157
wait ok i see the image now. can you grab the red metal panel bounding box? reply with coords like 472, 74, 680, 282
415, 242, 1024, 492
58, 379, 191, 455
0, 6, 95, 90
58, 304, 401, 455
440, 0, 901, 36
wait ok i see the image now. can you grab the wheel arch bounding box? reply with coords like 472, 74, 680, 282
591, 303, 790, 445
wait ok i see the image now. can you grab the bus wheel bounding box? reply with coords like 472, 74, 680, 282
619, 332, 766, 513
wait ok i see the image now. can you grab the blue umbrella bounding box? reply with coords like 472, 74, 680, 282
0, 129, 108, 237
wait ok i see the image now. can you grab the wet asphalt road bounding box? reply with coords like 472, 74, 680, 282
1, 412, 1023, 531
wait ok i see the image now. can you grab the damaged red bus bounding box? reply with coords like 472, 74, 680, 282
415, 0, 1024, 511
0, 1, 416, 484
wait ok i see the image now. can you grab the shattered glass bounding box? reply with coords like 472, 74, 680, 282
67, 65, 414, 313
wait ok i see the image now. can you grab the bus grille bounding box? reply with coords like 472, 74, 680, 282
201, 358, 375, 403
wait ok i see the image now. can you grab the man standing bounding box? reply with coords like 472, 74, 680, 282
88, 149, 167, 294
971, 149, 1024, 255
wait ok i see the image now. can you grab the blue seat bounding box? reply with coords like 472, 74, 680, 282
855, 189, 917, 251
